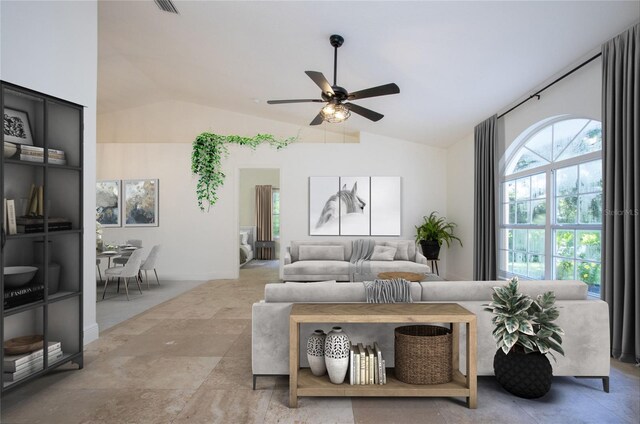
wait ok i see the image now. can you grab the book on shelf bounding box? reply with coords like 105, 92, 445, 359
382, 359, 387, 384
11, 348, 62, 374
4, 283, 45, 309
349, 344, 355, 385
374, 343, 384, 385
352, 345, 359, 385
357, 343, 366, 385
366, 345, 375, 385
16, 217, 73, 233
3, 349, 63, 382
3, 341, 62, 372
6, 199, 17, 235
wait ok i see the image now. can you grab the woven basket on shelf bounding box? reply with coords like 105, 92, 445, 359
394, 325, 453, 384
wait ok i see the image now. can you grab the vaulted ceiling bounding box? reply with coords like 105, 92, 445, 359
98, 1, 639, 147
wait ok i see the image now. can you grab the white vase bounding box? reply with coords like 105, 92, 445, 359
324, 326, 350, 384
306, 329, 327, 376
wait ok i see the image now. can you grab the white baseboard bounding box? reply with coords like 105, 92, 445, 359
84, 322, 100, 345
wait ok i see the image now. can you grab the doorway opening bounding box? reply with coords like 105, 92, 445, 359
238, 168, 280, 277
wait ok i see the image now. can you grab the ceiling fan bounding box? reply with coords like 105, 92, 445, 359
267, 34, 400, 125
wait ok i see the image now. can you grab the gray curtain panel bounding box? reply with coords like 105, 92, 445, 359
473, 115, 498, 281
255, 185, 273, 260
601, 23, 639, 363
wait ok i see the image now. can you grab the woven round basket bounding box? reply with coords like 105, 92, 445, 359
394, 325, 453, 385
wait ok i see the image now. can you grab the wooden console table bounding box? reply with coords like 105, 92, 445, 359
289, 303, 477, 408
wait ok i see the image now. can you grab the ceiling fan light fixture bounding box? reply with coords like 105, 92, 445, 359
321, 103, 350, 123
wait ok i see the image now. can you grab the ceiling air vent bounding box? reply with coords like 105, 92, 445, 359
154, 0, 179, 14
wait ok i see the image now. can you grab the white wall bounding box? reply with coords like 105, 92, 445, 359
1, 1, 98, 343
98, 132, 448, 280
445, 132, 475, 280
445, 57, 603, 281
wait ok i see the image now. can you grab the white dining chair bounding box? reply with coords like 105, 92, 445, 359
140, 244, 161, 288
102, 248, 146, 301
113, 239, 143, 266
96, 258, 103, 283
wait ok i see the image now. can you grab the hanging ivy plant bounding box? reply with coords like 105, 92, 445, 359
191, 132, 295, 211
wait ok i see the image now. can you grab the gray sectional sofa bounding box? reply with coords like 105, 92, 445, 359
252, 279, 610, 390
283, 240, 431, 282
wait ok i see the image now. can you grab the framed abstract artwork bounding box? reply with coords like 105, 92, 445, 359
96, 180, 121, 227
3, 107, 34, 145
123, 179, 159, 227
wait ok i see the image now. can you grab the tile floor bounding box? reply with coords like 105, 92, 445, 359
1, 265, 638, 423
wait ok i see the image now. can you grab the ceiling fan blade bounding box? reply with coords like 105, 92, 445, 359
344, 103, 384, 122
348, 83, 400, 100
305, 71, 335, 95
310, 113, 324, 126
267, 99, 324, 104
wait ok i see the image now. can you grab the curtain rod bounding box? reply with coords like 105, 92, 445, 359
497, 52, 602, 119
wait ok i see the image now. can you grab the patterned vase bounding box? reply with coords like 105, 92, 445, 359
324, 326, 350, 384
306, 330, 327, 376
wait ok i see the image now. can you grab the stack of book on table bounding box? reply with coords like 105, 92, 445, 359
349, 342, 387, 385
3, 341, 63, 382
18, 145, 66, 165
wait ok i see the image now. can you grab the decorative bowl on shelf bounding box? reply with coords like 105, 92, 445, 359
3, 266, 38, 288
4, 335, 44, 355
3, 142, 18, 158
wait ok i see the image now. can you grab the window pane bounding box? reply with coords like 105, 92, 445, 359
507, 202, 516, 224
516, 177, 530, 200
525, 126, 552, 161
527, 254, 545, 279
272, 215, 280, 238
577, 230, 601, 261
516, 201, 529, 224
579, 160, 602, 193
556, 196, 578, 223
579, 193, 602, 224
528, 229, 545, 254
531, 173, 546, 199
556, 166, 578, 196
553, 119, 589, 160
507, 229, 514, 250
513, 252, 527, 275
555, 258, 575, 280
555, 230, 575, 258
509, 150, 548, 174
504, 181, 516, 202
577, 261, 601, 288
557, 121, 602, 161
507, 251, 514, 273
514, 230, 527, 251
531, 200, 546, 225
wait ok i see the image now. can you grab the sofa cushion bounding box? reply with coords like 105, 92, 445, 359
420, 280, 588, 301
298, 245, 345, 261
370, 245, 396, 261
369, 260, 430, 276
283, 260, 350, 276
290, 240, 351, 262
383, 241, 410, 261
264, 281, 422, 302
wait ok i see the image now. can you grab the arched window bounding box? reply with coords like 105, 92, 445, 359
500, 118, 602, 296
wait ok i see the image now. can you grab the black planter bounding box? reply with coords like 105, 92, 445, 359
419, 240, 441, 260
493, 349, 553, 399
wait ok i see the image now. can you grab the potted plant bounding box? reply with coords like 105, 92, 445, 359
415, 211, 462, 260
484, 277, 565, 398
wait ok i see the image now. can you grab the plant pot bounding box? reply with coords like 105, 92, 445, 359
324, 326, 350, 384
419, 240, 440, 260
306, 329, 327, 376
493, 349, 552, 399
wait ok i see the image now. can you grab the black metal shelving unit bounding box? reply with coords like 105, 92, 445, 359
1, 81, 83, 393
